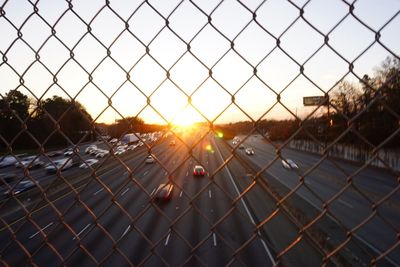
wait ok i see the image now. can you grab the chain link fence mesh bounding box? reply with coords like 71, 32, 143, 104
0, 0, 399, 266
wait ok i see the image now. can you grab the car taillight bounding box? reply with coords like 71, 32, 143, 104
194, 171, 197, 175
200, 171, 204, 175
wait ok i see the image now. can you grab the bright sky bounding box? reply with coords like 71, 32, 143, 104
0, 0, 399, 125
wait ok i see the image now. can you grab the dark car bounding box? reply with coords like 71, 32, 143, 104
47, 150, 63, 157
0, 174, 17, 185
152, 183, 174, 201
193, 165, 205, 177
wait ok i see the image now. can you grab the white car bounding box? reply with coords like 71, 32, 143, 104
115, 148, 126, 155
79, 159, 99, 169
96, 150, 109, 158
145, 155, 155, 164
15, 156, 44, 169
45, 158, 73, 173
127, 144, 137, 151
64, 147, 79, 156
85, 145, 97, 154
281, 159, 299, 170
0, 156, 17, 168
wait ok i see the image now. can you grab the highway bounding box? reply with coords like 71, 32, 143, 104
0, 129, 398, 266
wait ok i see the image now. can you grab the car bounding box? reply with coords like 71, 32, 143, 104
79, 159, 99, 169
90, 148, 100, 156
169, 140, 176, 146
96, 150, 109, 158
64, 147, 79, 156
94, 149, 106, 157
281, 159, 299, 170
45, 158, 73, 173
0, 174, 17, 185
239, 144, 245, 149
151, 183, 174, 201
245, 148, 254, 155
115, 148, 126, 155
15, 156, 44, 169
127, 144, 136, 151
85, 145, 97, 154
232, 141, 237, 145
0, 156, 17, 168
47, 150, 63, 157
4, 180, 36, 196
110, 138, 118, 144
193, 165, 205, 176
145, 155, 155, 164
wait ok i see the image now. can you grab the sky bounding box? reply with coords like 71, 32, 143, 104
0, 0, 399, 125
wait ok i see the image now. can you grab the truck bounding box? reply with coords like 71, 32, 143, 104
121, 133, 139, 145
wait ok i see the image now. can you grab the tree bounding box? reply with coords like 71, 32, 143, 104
107, 116, 145, 138
32, 96, 94, 147
0, 90, 31, 149
331, 81, 360, 118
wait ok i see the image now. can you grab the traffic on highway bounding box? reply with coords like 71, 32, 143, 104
0, 127, 399, 266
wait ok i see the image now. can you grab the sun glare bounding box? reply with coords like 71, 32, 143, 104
171, 106, 202, 127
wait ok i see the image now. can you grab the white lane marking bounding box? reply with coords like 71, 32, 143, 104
121, 225, 131, 238
213, 232, 217, 247
94, 188, 104, 195
186, 171, 188, 177
214, 139, 275, 265
179, 191, 183, 198
338, 199, 353, 209
165, 230, 171, 246
209, 189, 212, 198
123, 171, 128, 175
73, 223, 91, 240
143, 171, 149, 176
164, 171, 168, 176
121, 188, 130, 196
29, 222, 54, 239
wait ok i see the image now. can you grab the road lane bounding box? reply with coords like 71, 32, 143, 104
1, 131, 398, 266
233, 135, 400, 265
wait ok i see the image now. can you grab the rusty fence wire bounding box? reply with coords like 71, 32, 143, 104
0, 0, 399, 266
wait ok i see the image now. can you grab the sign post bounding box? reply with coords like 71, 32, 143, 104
303, 96, 329, 106
303, 95, 330, 147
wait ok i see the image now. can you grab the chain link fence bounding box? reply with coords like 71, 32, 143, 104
0, 0, 399, 266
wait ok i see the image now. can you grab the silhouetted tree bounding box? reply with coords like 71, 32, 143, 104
0, 90, 31, 149
107, 116, 145, 138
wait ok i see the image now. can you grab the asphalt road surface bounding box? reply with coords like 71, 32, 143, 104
0, 129, 398, 266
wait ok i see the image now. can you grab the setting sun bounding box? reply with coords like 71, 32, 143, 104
171, 106, 203, 127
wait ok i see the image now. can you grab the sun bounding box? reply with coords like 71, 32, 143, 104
171, 106, 202, 127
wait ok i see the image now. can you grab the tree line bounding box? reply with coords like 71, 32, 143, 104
0, 90, 166, 152
217, 56, 400, 148
0, 93, 94, 151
